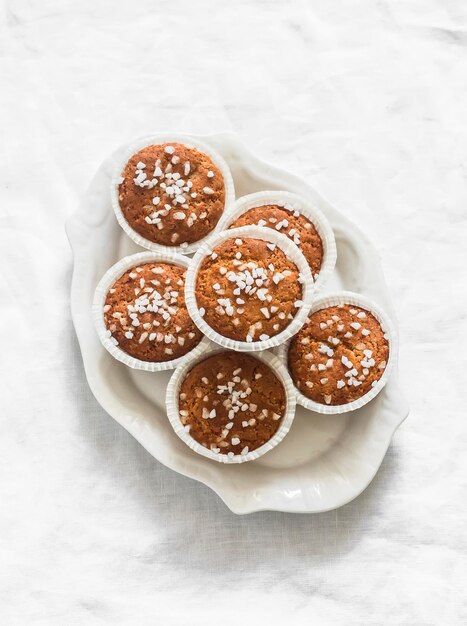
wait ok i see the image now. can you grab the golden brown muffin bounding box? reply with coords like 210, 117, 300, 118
178, 352, 286, 456
229, 205, 323, 278
288, 304, 389, 405
117, 143, 225, 247
195, 237, 304, 342
104, 262, 202, 362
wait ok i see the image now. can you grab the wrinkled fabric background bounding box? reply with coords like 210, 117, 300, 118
1, 0, 466, 624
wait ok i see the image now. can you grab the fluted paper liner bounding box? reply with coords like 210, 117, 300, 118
184, 225, 315, 353
276, 291, 398, 414
93, 251, 211, 372
219, 190, 336, 291
166, 346, 297, 464
110, 133, 235, 255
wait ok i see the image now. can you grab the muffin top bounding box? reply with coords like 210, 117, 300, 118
288, 304, 389, 405
117, 143, 225, 247
178, 352, 286, 457
195, 237, 304, 343
104, 262, 203, 362
229, 205, 323, 278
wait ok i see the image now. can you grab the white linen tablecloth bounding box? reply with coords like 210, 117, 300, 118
1, 1, 466, 623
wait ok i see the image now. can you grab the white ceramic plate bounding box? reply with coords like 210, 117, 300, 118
66, 132, 409, 514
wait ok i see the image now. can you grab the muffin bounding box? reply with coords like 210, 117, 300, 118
193, 234, 306, 344
177, 351, 287, 457
229, 204, 323, 278
114, 139, 232, 250
288, 302, 390, 407
102, 261, 203, 363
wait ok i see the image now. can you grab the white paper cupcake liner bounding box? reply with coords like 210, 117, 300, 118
166, 345, 297, 464
185, 225, 315, 353
110, 133, 236, 255
219, 190, 336, 292
93, 250, 211, 372
276, 291, 398, 414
